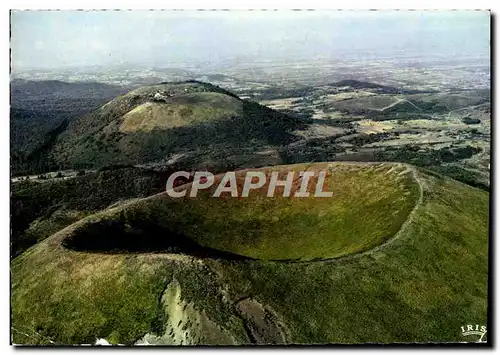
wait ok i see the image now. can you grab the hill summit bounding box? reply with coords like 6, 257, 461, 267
50, 81, 305, 170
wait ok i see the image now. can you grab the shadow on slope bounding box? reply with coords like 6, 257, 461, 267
131, 100, 307, 162
62, 218, 252, 261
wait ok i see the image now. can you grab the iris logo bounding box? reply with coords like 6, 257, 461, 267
461, 324, 487, 343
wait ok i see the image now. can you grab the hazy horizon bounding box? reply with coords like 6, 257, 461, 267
11, 10, 490, 72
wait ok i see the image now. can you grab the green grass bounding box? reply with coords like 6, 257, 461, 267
111, 162, 418, 261
120, 92, 243, 133
210, 171, 489, 343
11, 247, 174, 344
11, 242, 247, 345
11, 163, 489, 344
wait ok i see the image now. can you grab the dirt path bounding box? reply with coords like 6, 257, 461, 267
379, 97, 422, 112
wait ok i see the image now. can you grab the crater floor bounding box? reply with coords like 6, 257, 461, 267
62, 163, 421, 261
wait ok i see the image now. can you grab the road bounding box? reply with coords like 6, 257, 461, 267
11, 169, 96, 183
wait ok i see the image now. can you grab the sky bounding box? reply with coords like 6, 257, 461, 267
10, 10, 491, 70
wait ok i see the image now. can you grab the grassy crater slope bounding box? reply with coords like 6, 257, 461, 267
11, 162, 489, 344
49, 81, 306, 170
10, 166, 173, 258
61, 163, 419, 261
